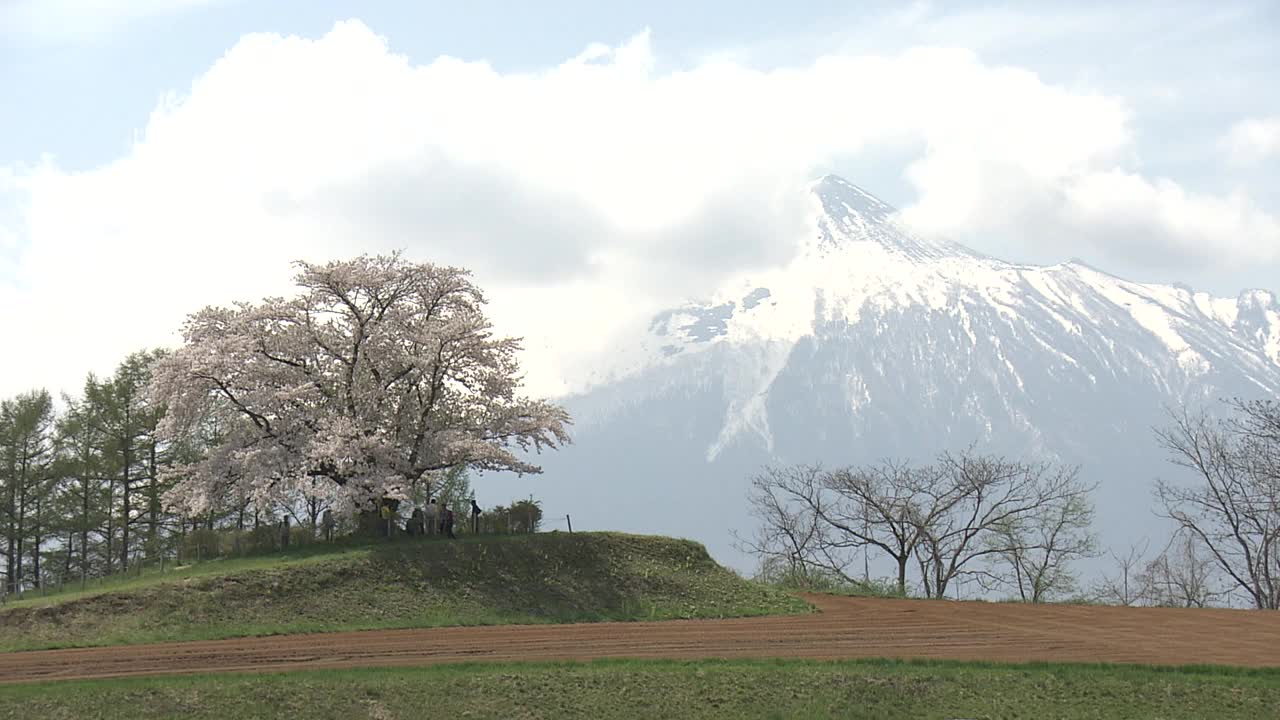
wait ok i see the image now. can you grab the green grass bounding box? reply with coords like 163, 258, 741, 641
3, 658, 1278, 719
0, 540, 374, 610
0, 532, 810, 652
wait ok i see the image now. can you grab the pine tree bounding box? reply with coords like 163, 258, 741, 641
91, 351, 166, 572
53, 386, 111, 584
0, 390, 55, 593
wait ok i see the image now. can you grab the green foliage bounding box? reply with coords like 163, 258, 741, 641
180, 528, 222, 561
1, 350, 182, 596
288, 526, 316, 548
434, 465, 472, 511
752, 556, 906, 598
177, 523, 319, 561
0, 532, 810, 651
482, 498, 544, 534
0, 389, 56, 594
4, 659, 1279, 720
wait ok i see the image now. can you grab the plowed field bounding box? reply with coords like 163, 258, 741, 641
4, 594, 1278, 684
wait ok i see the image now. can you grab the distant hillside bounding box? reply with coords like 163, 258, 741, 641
0, 533, 809, 652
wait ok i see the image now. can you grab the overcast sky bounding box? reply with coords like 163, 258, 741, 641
2, 0, 1278, 401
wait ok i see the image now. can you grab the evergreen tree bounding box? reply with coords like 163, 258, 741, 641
90, 350, 166, 572
52, 386, 111, 584
0, 390, 55, 593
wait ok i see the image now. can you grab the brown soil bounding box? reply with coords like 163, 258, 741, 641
3, 594, 1279, 684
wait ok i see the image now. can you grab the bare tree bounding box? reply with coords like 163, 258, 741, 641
817, 462, 936, 595
739, 451, 1095, 599
1155, 405, 1280, 609
734, 464, 851, 587
1141, 532, 1229, 608
912, 452, 1090, 600
1231, 398, 1280, 484
737, 466, 824, 584
982, 476, 1099, 602
1093, 540, 1151, 606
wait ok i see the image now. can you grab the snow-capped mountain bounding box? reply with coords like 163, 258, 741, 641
492, 175, 1280, 572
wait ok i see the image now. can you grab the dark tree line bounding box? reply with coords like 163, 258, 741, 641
1, 352, 160, 593
0, 349, 335, 595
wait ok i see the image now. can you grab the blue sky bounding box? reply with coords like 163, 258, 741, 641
1, 0, 1278, 400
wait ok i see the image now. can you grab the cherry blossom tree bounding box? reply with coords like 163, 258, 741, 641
149, 253, 571, 519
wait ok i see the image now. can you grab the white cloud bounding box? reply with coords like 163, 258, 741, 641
1224, 116, 1280, 166
898, 156, 1280, 271
2, 19, 1276, 402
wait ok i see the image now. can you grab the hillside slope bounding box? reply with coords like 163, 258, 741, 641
0, 533, 808, 652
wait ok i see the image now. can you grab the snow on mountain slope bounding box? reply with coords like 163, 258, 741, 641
575, 175, 1280, 452
496, 175, 1280, 573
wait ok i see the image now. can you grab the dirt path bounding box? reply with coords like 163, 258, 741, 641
3, 595, 1279, 684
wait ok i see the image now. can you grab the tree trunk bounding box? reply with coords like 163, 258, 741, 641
104, 478, 115, 575
30, 495, 41, 589
308, 496, 321, 537
4, 476, 15, 594
146, 440, 159, 560
15, 450, 27, 591
80, 474, 90, 584
120, 414, 132, 572
63, 531, 74, 580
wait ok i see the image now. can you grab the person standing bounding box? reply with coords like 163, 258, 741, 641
321, 509, 335, 542
425, 499, 439, 537
445, 507, 457, 539
470, 498, 482, 535
380, 502, 394, 538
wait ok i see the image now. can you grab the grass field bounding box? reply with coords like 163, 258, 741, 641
0, 532, 809, 652
0, 540, 374, 611
1, 658, 1276, 719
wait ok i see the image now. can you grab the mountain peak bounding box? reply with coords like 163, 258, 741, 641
1238, 288, 1277, 309
811, 175, 898, 224
807, 174, 971, 262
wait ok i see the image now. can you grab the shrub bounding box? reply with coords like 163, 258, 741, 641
181, 528, 222, 561
754, 558, 906, 598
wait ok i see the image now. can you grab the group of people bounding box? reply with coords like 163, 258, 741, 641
404, 498, 483, 539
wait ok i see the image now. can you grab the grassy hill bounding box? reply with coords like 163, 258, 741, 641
0, 532, 810, 652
